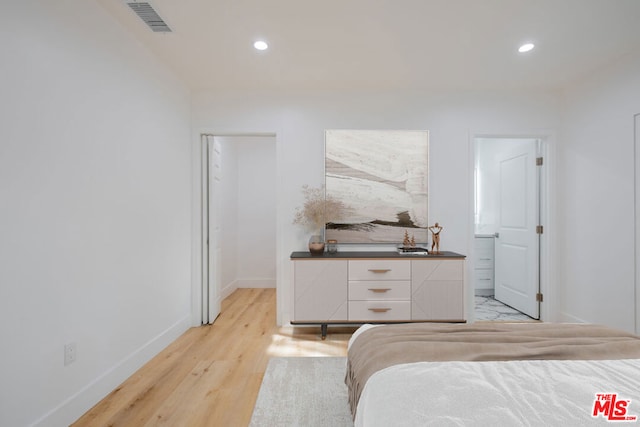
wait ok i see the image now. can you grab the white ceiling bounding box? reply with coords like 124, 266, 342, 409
98, 0, 640, 92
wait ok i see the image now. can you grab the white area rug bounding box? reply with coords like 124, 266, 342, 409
249, 357, 353, 427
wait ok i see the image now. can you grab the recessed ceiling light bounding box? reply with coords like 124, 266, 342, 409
254, 40, 268, 51
518, 43, 535, 53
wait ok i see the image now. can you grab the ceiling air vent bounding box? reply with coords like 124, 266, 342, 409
126, 2, 172, 33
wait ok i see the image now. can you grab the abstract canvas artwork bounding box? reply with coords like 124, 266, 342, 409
325, 130, 429, 244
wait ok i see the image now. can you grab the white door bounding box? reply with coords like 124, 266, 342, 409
205, 137, 222, 323
494, 140, 540, 318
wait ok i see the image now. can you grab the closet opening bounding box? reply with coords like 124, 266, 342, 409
200, 134, 277, 324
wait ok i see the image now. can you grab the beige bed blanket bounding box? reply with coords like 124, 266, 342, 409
346, 322, 640, 417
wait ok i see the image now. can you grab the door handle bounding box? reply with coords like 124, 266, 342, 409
494, 232, 499, 238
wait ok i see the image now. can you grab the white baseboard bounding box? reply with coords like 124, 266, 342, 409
236, 279, 276, 288
221, 280, 238, 300
219, 278, 276, 301
557, 311, 588, 324
32, 315, 191, 427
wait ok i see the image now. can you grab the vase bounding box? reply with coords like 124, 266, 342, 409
308, 234, 325, 255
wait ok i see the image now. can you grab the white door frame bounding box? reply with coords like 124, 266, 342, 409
191, 131, 278, 326
634, 113, 640, 334
469, 132, 555, 323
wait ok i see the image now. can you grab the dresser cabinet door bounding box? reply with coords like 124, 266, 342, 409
411, 260, 464, 320
293, 260, 348, 322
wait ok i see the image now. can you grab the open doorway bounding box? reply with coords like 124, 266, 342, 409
473, 137, 542, 321
200, 134, 277, 324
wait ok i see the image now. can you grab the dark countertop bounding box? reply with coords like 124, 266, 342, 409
290, 250, 466, 259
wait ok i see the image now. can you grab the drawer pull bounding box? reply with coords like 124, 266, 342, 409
479, 258, 492, 261
479, 278, 492, 281
368, 269, 391, 273
368, 308, 391, 313
368, 288, 392, 293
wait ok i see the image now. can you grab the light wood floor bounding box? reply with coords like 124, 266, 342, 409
72, 288, 355, 427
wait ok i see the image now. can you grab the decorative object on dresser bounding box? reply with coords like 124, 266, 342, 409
307, 235, 325, 255
397, 246, 429, 255
292, 184, 350, 254
398, 230, 429, 254
290, 251, 466, 339
325, 129, 429, 244
428, 222, 443, 254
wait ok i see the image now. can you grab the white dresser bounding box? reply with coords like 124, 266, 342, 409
291, 251, 466, 338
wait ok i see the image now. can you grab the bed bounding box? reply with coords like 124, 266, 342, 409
346, 323, 640, 426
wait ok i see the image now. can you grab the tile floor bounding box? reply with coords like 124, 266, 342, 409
475, 295, 535, 321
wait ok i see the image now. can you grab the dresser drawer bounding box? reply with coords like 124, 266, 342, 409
475, 248, 494, 269
348, 300, 411, 321
349, 260, 410, 281
474, 269, 494, 290
349, 281, 411, 300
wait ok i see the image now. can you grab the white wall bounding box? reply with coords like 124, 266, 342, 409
557, 50, 640, 333
475, 138, 502, 234
219, 138, 240, 296
191, 89, 561, 326
236, 137, 277, 287
0, 2, 192, 426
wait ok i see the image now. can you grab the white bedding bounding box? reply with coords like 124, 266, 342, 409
355, 358, 640, 426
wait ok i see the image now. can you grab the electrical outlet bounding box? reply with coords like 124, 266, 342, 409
64, 342, 77, 366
